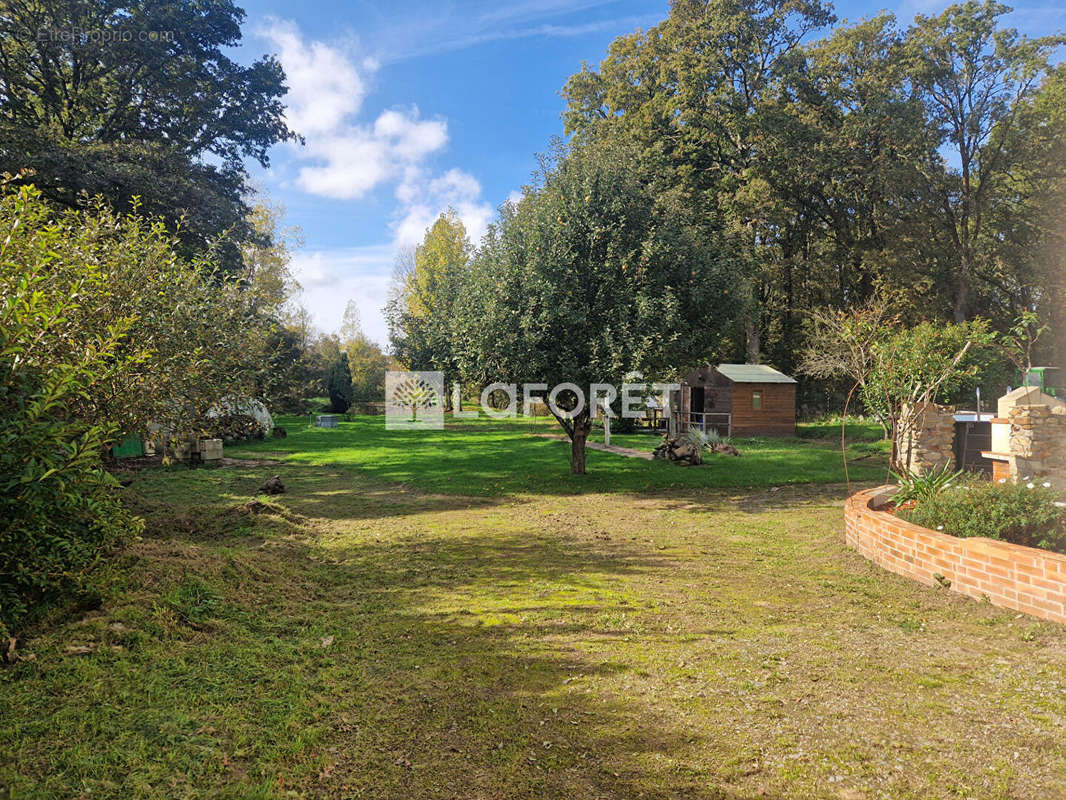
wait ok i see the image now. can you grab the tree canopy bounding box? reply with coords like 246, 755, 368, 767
0, 0, 298, 271
453, 135, 738, 473
558, 0, 1066, 390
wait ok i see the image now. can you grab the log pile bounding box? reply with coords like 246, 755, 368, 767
652, 435, 741, 465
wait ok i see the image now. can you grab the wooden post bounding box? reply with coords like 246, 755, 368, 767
602, 399, 611, 448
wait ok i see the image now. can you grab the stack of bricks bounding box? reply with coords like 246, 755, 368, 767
899, 402, 956, 475
844, 487, 1066, 623
1008, 404, 1066, 488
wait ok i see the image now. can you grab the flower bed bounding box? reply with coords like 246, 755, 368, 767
844, 486, 1066, 623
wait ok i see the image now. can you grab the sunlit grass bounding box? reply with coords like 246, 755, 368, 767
2, 461, 1064, 799
226, 413, 890, 496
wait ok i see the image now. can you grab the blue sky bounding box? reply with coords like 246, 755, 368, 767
234, 0, 1066, 346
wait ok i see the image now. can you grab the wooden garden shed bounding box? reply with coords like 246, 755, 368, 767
670, 363, 797, 437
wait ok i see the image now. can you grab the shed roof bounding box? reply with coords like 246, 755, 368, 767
716, 363, 797, 384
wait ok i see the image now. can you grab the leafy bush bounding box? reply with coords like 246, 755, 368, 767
0, 188, 145, 634
891, 464, 963, 505
198, 413, 267, 443
682, 428, 734, 449
1, 185, 271, 634
902, 480, 1066, 553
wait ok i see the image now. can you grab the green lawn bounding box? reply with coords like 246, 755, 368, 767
224, 414, 890, 496
5, 419, 1064, 799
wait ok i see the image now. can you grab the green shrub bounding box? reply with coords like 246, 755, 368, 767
902, 479, 1066, 553
0, 184, 277, 634
327, 353, 353, 413
198, 413, 266, 443
0, 189, 144, 635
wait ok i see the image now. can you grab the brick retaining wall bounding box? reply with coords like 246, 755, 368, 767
844, 486, 1066, 623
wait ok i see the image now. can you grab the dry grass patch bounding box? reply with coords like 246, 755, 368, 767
2, 464, 1065, 799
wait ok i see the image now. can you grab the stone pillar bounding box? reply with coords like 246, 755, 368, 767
1008, 404, 1066, 487
899, 402, 956, 475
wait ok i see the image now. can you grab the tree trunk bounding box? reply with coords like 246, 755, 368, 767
570, 413, 591, 475
745, 318, 761, 364
953, 250, 972, 323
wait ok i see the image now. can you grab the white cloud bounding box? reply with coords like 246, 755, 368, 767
258, 18, 367, 137
374, 110, 448, 160
291, 106, 449, 201
259, 20, 452, 201
255, 19, 502, 341
289, 245, 395, 346
394, 167, 493, 249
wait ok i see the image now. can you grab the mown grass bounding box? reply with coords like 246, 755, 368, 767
3, 453, 1066, 798
224, 414, 890, 496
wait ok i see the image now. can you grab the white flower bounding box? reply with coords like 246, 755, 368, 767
1027, 482, 1035, 489
1043, 482, 1052, 489
937, 525, 944, 530
1023, 476, 1032, 482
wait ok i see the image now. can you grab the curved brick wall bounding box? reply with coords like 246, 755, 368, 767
845, 486, 1066, 624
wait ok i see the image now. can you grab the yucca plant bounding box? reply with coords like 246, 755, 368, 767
891, 463, 964, 506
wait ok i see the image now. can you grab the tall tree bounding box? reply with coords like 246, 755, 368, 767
0, 0, 298, 270
455, 136, 738, 474
386, 209, 472, 384
562, 0, 836, 363
242, 198, 302, 316
905, 0, 1066, 322
339, 300, 388, 403
327, 352, 353, 414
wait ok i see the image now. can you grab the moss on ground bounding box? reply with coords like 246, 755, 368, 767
3, 457, 1065, 799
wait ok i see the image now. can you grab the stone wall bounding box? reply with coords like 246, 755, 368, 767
1007, 404, 1066, 487
899, 402, 956, 475
845, 486, 1066, 623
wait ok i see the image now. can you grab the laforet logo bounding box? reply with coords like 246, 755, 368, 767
385, 371, 445, 430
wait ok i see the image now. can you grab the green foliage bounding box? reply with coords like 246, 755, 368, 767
0, 185, 272, 632
0, 187, 271, 439
327, 353, 354, 414
560, 0, 1066, 375
198, 414, 266, 444
903, 479, 1066, 553
863, 318, 996, 423
340, 301, 388, 403
891, 464, 964, 506
905, 1, 1066, 322
386, 210, 472, 383
802, 299, 998, 470
0, 190, 145, 634
0, 0, 298, 271
453, 135, 738, 473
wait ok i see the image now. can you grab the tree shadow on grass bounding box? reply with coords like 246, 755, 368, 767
638, 482, 885, 516
278, 535, 722, 798
128, 462, 507, 529
6, 474, 775, 800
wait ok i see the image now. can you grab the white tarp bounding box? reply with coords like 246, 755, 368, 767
206, 396, 274, 434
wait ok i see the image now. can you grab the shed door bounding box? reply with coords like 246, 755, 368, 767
690, 387, 705, 415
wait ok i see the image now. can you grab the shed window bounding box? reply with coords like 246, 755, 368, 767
752, 390, 762, 410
